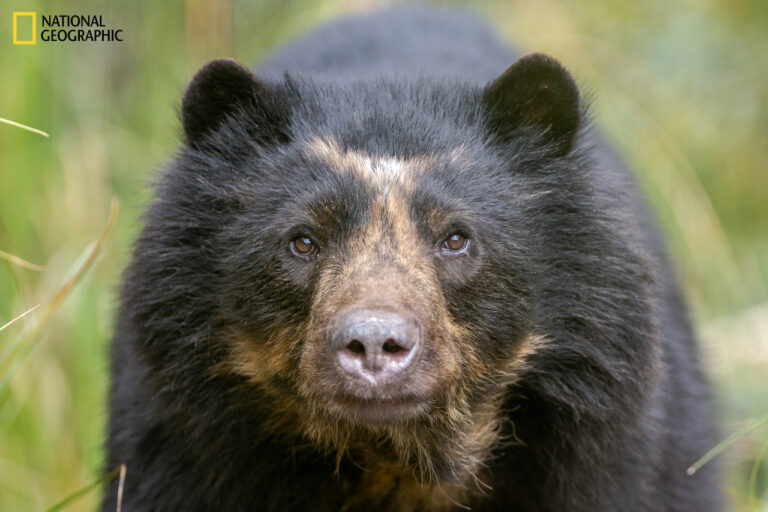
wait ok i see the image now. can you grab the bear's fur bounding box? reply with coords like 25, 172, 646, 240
103, 7, 721, 511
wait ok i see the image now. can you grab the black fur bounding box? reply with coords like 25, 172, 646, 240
103, 6, 721, 511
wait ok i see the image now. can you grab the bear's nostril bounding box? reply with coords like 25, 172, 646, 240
382, 339, 403, 354
346, 339, 365, 355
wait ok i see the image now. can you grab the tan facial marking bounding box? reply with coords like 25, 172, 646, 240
215, 326, 303, 385
303, 135, 434, 193
341, 461, 480, 512
506, 333, 549, 376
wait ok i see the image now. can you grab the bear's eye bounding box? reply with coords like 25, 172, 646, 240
290, 236, 318, 259
441, 233, 469, 254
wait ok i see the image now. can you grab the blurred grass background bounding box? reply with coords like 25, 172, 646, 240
1, 0, 766, 510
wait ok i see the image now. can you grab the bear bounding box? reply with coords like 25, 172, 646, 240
102, 6, 722, 511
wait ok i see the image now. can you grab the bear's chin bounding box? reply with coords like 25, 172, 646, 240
325, 393, 431, 426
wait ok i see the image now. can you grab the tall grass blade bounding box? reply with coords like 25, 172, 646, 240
749, 439, 768, 508
0, 250, 45, 271
0, 116, 50, 137
687, 415, 768, 475
0, 305, 39, 332
46, 464, 126, 512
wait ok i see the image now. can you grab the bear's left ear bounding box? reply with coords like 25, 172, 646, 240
182, 58, 273, 146
483, 53, 581, 155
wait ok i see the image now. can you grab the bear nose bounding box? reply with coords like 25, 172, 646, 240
330, 309, 421, 384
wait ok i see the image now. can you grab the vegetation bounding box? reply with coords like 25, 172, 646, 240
1, 0, 766, 510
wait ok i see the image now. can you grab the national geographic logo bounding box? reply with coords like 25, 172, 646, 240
12, 12, 124, 44
12, 12, 35, 44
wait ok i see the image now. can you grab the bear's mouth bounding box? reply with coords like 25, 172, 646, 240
328, 393, 430, 425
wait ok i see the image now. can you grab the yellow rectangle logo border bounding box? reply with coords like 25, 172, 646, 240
13, 12, 36, 45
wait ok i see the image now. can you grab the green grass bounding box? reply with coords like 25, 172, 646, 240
1, 0, 766, 510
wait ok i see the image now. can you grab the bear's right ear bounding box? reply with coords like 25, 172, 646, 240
182, 58, 270, 146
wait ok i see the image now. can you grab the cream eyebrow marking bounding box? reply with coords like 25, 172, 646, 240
303, 136, 433, 192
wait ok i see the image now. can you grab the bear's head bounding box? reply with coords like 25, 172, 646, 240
126, 54, 656, 491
